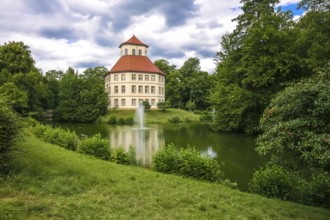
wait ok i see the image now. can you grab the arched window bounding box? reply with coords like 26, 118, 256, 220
125, 48, 128, 55
132, 49, 136, 55
139, 49, 142, 55
145, 50, 147, 56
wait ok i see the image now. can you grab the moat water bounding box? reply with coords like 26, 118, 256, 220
53, 122, 267, 191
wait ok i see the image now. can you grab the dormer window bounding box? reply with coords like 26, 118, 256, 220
145, 50, 147, 56
125, 48, 128, 55
132, 49, 136, 55
139, 49, 142, 55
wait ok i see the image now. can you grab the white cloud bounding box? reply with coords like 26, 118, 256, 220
0, 0, 303, 74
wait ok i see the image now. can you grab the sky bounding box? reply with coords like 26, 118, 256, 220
0, 0, 303, 74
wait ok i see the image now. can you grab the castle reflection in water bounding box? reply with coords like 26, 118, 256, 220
108, 126, 165, 165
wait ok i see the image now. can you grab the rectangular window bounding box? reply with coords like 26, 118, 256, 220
139, 99, 143, 104
114, 75, 118, 81
132, 74, 136, 80
151, 99, 156, 106
132, 99, 136, 106
121, 74, 125, 81
114, 99, 118, 107
138, 74, 143, 81
159, 86, 161, 94
151, 75, 155, 81
132, 85, 136, 93
161, 87, 164, 95
114, 86, 118, 94
121, 85, 125, 94
138, 85, 143, 93
145, 86, 149, 94
151, 86, 155, 94
121, 99, 126, 106
159, 76, 161, 82
145, 75, 149, 81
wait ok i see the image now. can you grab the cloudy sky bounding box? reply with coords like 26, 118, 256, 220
0, 0, 304, 73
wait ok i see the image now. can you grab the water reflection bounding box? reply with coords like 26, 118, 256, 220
109, 126, 165, 165
53, 122, 267, 191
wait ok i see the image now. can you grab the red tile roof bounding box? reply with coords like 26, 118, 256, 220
119, 35, 149, 48
110, 55, 164, 75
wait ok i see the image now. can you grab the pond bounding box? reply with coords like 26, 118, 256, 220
53, 122, 267, 191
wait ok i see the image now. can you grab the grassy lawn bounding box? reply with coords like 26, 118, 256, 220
1, 135, 329, 219
101, 108, 200, 124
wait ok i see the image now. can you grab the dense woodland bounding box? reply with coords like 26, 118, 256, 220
0, 0, 329, 208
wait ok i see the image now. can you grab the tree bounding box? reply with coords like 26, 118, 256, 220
0, 82, 28, 114
294, 9, 330, 71
0, 41, 36, 75
142, 101, 151, 110
154, 59, 176, 75
211, 0, 306, 134
255, 67, 330, 207
185, 100, 196, 112
0, 99, 21, 172
157, 101, 168, 112
55, 67, 108, 122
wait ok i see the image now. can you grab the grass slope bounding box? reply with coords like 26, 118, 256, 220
102, 108, 200, 124
1, 135, 329, 219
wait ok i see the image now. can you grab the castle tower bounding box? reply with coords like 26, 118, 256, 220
104, 35, 165, 109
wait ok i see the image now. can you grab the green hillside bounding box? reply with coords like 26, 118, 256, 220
1, 135, 329, 219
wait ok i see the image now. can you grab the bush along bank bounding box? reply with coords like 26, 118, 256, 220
31, 121, 137, 166
29, 120, 230, 185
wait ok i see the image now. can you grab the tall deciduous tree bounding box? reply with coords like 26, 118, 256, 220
55, 67, 108, 122
211, 0, 305, 134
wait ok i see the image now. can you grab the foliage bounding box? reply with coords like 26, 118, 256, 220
152, 144, 222, 182
0, 82, 28, 113
168, 116, 182, 124
125, 117, 134, 125
256, 69, 330, 175
108, 116, 117, 125
0, 41, 36, 75
55, 67, 108, 122
0, 99, 21, 172
157, 101, 168, 112
2, 135, 329, 219
211, 1, 308, 134
254, 68, 330, 207
249, 166, 292, 200
295, 172, 330, 208
117, 118, 126, 125
32, 123, 79, 151
185, 100, 196, 112
142, 100, 151, 110
111, 146, 137, 166
78, 134, 110, 161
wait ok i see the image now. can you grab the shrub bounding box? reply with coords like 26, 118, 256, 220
33, 124, 79, 151
152, 144, 222, 182
78, 134, 110, 160
143, 101, 151, 110
108, 116, 117, 125
157, 101, 167, 112
249, 166, 292, 200
117, 118, 126, 125
0, 101, 21, 172
168, 116, 182, 124
184, 117, 192, 123
125, 117, 134, 125
111, 146, 137, 166
296, 173, 330, 208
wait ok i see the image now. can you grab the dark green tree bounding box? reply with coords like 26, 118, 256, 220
0, 82, 28, 114
154, 59, 176, 75
211, 0, 305, 134
254, 67, 330, 207
0, 41, 36, 75
55, 67, 108, 122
